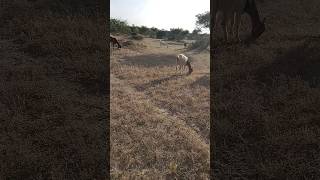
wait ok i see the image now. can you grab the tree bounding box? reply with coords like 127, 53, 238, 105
196, 11, 210, 30
156, 30, 167, 39
148, 27, 159, 38
168, 28, 187, 41
139, 26, 149, 35
182, 30, 189, 36
192, 28, 201, 35
130, 24, 139, 35
110, 18, 130, 34
189, 28, 202, 39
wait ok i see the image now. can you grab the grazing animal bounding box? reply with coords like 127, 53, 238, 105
244, 0, 266, 42
211, 0, 265, 43
176, 54, 193, 75
110, 36, 122, 48
160, 40, 169, 48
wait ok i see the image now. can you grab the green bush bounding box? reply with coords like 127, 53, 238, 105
131, 34, 144, 40
189, 35, 209, 50
110, 18, 131, 34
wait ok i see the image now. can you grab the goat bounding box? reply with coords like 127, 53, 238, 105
176, 54, 193, 75
110, 36, 122, 48
211, 0, 265, 43
160, 40, 169, 48
244, 0, 266, 42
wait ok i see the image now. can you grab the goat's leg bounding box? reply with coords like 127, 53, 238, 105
222, 19, 228, 43
226, 16, 234, 44
232, 13, 237, 42
186, 61, 193, 75
212, 13, 217, 43
215, 12, 225, 44
176, 58, 179, 72
224, 23, 230, 43
184, 62, 188, 71
234, 13, 241, 43
222, 18, 231, 43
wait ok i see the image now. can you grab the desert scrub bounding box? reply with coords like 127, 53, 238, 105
189, 36, 209, 51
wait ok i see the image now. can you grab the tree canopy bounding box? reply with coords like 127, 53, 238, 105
195, 11, 210, 29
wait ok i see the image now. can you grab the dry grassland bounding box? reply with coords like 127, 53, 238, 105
212, 0, 320, 178
0, 1, 107, 179
110, 37, 210, 179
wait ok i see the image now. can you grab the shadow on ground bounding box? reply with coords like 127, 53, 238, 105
121, 54, 177, 67
254, 38, 320, 87
190, 75, 210, 88
135, 74, 184, 91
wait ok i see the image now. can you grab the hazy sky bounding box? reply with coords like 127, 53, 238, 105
110, 0, 210, 33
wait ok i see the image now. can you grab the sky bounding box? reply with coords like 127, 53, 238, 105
110, 0, 210, 33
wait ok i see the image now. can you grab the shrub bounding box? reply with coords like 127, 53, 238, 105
131, 34, 144, 40
189, 36, 209, 51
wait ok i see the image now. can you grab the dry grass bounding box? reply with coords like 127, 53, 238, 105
212, 0, 320, 178
0, 1, 107, 179
111, 38, 210, 178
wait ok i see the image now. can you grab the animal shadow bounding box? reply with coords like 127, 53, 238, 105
135, 74, 184, 91
255, 38, 320, 87
122, 54, 176, 67
190, 75, 209, 88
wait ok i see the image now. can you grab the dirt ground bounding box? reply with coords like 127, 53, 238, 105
110, 37, 210, 179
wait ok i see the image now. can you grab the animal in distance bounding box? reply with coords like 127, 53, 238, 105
176, 54, 193, 75
160, 40, 169, 48
110, 36, 122, 48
